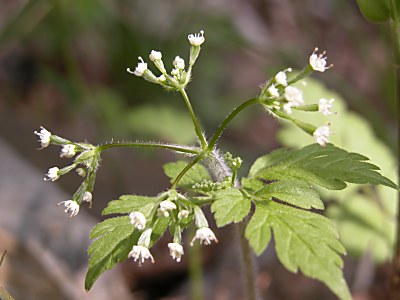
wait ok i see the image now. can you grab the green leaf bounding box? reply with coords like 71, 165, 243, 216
249, 143, 397, 190
163, 161, 211, 189
277, 77, 398, 262
85, 216, 139, 291
245, 202, 351, 300
210, 188, 251, 227
245, 179, 324, 210
102, 195, 158, 215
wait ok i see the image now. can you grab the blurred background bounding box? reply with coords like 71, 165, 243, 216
0, 0, 397, 299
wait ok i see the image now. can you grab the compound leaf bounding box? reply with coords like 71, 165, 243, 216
245, 201, 351, 300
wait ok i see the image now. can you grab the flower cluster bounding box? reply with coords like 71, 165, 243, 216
34, 127, 100, 217
127, 189, 218, 266
259, 48, 335, 146
127, 30, 205, 91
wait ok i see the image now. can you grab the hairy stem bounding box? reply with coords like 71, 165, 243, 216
208, 98, 261, 150
98, 141, 200, 155
179, 89, 208, 149
207, 150, 258, 299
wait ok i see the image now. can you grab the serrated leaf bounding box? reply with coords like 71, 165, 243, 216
249, 143, 397, 190
277, 77, 398, 262
210, 188, 251, 227
163, 161, 211, 189
241, 177, 265, 193
245, 202, 351, 300
248, 179, 324, 210
90, 216, 131, 239
102, 195, 158, 215
85, 216, 139, 291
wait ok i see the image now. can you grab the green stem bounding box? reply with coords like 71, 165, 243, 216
287, 65, 313, 85
188, 225, 204, 300
179, 89, 208, 149
208, 98, 261, 149
237, 221, 257, 300
171, 154, 205, 189
98, 141, 200, 155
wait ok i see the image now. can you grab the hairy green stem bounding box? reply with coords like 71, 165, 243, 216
208, 150, 258, 299
98, 141, 200, 155
179, 89, 208, 149
208, 98, 261, 150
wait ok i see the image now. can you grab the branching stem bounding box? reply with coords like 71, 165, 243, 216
179, 89, 208, 149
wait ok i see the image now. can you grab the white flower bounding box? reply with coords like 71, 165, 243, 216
60, 144, 76, 158
188, 30, 205, 46
171, 69, 179, 77
158, 75, 166, 82
149, 50, 162, 61
44, 167, 60, 181
178, 209, 189, 219
267, 84, 279, 98
283, 102, 294, 114
283, 86, 304, 114
57, 200, 80, 218
34, 126, 51, 148
129, 245, 154, 265
168, 243, 184, 262
129, 211, 146, 230
275, 68, 292, 86
284, 86, 304, 105
127, 57, 147, 77
82, 191, 92, 203
159, 200, 177, 217
190, 227, 218, 246
173, 56, 185, 70
313, 124, 331, 146
318, 98, 335, 116
309, 48, 332, 72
